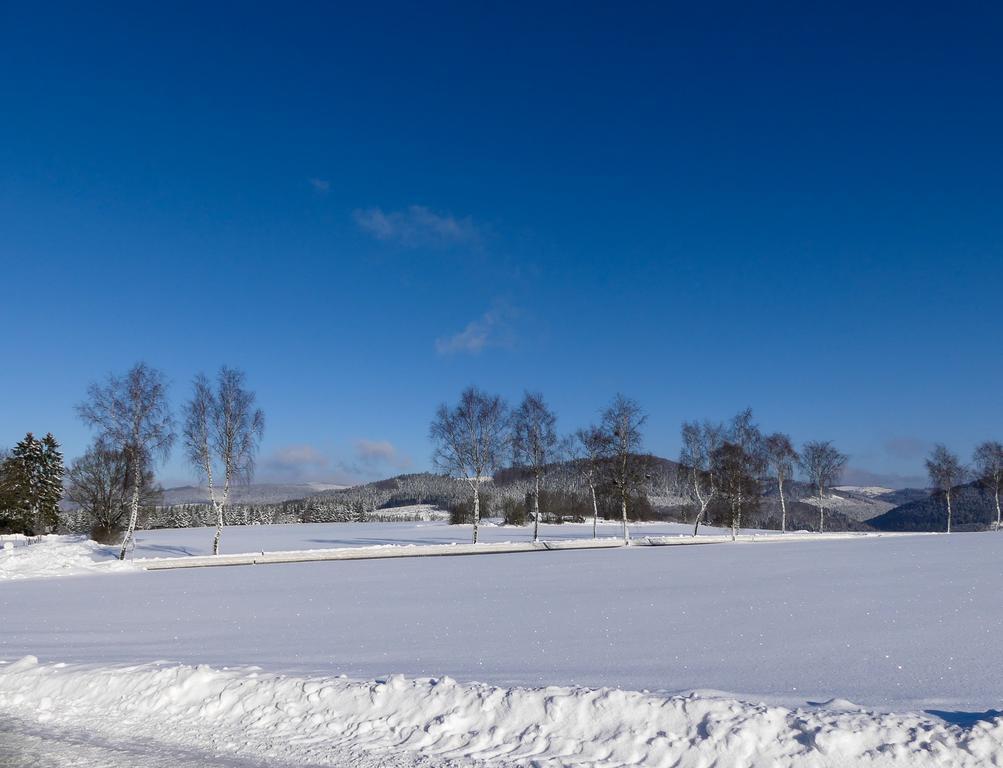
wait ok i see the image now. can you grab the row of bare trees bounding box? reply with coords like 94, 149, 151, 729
679, 409, 848, 538
75, 362, 264, 559
926, 442, 1003, 533
430, 388, 648, 544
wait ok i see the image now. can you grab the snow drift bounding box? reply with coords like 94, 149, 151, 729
1, 657, 1001, 767
0, 535, 134, 581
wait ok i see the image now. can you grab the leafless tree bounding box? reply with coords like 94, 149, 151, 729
430, 386, 509, 543
973, 441, 1003, 531
799, 440, 848, 533
512, 392, 560, 541
679, 420, 723, 536
729, 408, 765, 478
183, 367, 265, 555
764, 432, 799, 533
77, 363, 175, 559
600, 394, 646, 544
926, 444, 966, 534
712, 441, 758, 540
571, 425, 611, 539
65, 441, 161, 543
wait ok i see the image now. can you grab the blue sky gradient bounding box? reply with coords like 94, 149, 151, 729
2, 3, 1002, 487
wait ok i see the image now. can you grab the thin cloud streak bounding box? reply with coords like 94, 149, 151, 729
308, 178, 331, 193
355, 438, 412, 470
435, 304, 519, 356
353, 205, 480, 247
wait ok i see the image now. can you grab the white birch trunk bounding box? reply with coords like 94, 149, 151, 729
532, 473, 541, 542
778, 476, 787, 533
692, 500, 709, 537
119, 472, 141, 561
946, 488, 952, 534
731, 489, 744, 541
621, 493, 629, 544
472, 483, 480, 544
996, 488, 1001, 531
203, 456, 225, 556
692, 473, 707, 537
818, 488, 825, 533
212, 478, 229, 556
590, 483, 599, 539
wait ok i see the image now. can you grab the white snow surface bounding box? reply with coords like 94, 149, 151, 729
3, 522, 1003, 765
835, 486, 897, 497
0, 535, 135, 581
2, 655, 1002, 767
128, 519, 729, 559
0, 520, 763, 582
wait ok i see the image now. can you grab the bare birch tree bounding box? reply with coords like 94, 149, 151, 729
926, 444, 966, 534
182, 367, 265, 555
600, 394, 646, 544
764, 432, 799, 533
799, 440, 848, 533
430, 387, 509, 543
572, 425, 611, 539
512, 392, 559, 542
973, 441, 1003, 531
77, 363, 175, 559
712, 440, 758, 541
679, 420, 722, 536
729, 408, 765, 479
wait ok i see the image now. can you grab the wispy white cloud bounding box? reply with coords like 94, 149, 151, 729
353, 205, 479, 247
308, 178, 331, 193
262, 444, 330, 481
355, 439, 412, 470
435, 303, 519, 356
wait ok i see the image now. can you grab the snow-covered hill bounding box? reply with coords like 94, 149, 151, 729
159, 482, 347, 506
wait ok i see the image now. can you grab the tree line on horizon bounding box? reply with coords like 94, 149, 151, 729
428, 387, 857, 543
2, 372, 1002, 542
427, 386, 1003, 540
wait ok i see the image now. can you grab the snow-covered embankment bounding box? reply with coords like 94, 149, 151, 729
1, 656, 1000, 767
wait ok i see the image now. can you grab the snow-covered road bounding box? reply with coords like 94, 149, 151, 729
0, 716, 291, 768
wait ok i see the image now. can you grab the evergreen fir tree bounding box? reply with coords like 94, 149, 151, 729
0, 449, 15, 531
39, 433, 65, 532
4, 433, 44, 534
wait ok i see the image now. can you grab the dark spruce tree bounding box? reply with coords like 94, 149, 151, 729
1, 433, 59, 534
39, 433, 65, 532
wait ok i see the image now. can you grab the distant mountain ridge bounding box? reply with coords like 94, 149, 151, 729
821, 486, 928, 522
153, 467, 957, 533
868, 481, 999, 531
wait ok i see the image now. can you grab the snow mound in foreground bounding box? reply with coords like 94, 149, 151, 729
0, 536, 135, 581
1, 657, 1000, 767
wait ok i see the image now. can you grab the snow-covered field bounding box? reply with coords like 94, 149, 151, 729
2, 522, 1002, 765
130, 518, 727, 558
0, 519, 745, 580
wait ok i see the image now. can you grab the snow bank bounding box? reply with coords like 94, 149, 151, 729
0, 535, 134, 581
1, 657, 1000, 767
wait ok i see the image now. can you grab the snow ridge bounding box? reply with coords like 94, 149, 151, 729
1, 657, 1000, 767
0, 535, 134, 581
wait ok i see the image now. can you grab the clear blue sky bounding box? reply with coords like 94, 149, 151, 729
2, 3, 1001, 488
